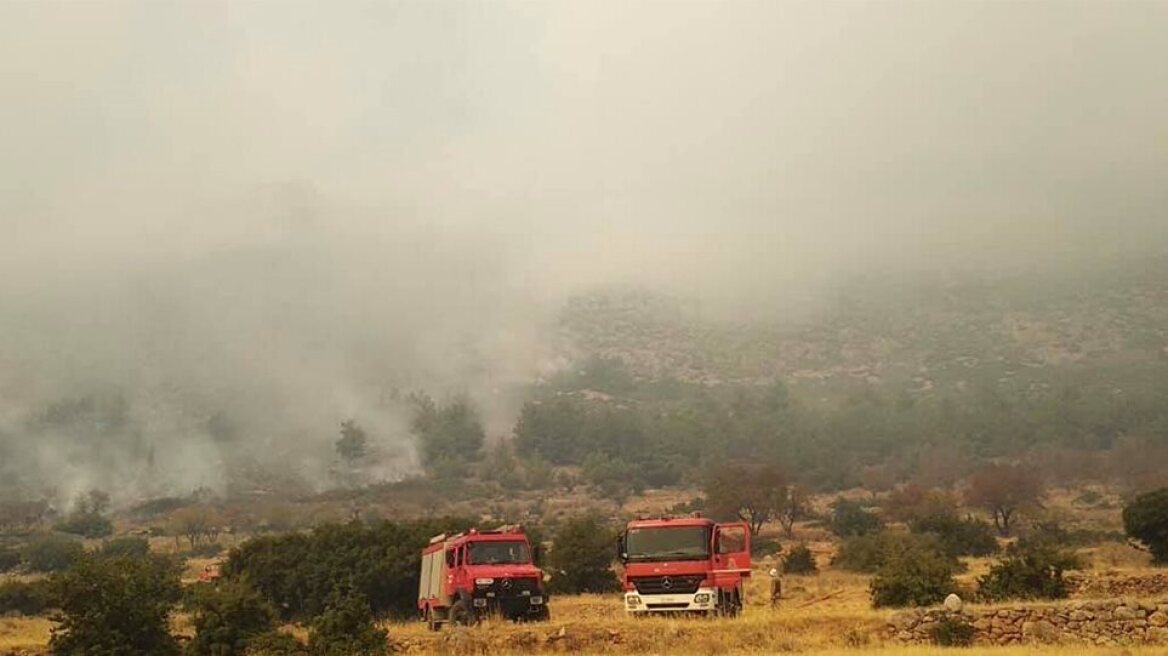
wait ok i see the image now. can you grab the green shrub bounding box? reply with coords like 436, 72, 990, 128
829, 499, 883, 537
1123, 487, 1168, 564
751, 537, 780, 557
53, 513, 113, 539
0, 579, 53, 616
243, 631, 307, 656
100, 536, 151, 558
977, 537, 1081, 601
185, 582, 276, 656
929, 615, 975, 647
782, 543, 818, 574
869, 538, 957, 608
223, 517, 471, 621
0, 546, 21, 572
306, 591, 387, 656
49, 553, 182, 656
835, 531, 955, 574
910, 513, 999, 557
549, 514, 620, 594
23, 536, 83, 573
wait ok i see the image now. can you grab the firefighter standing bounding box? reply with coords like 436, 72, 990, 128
768, 567, 782, 607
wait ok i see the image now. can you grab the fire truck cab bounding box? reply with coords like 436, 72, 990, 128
417, 525, 549, 630
618, 515, 750, 616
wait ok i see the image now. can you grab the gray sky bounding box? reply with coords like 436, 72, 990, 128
1, 0, 1166, 501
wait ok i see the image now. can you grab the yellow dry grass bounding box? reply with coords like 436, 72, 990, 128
0, 615, 52, 652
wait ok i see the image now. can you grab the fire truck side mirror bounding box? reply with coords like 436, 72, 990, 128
616, 532, 627, 563
445, 549, 456, 567
532, 544, 542, 563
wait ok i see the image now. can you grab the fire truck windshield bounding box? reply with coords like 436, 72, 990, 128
468, 540, 531, 565
625, 526, 710, 561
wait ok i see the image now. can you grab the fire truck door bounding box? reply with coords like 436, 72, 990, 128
712, 523, 751, 577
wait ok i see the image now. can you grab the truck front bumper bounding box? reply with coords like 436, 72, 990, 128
624, 586, 718, 613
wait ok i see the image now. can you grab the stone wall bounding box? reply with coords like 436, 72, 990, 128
888, 599, 1168, 646
1069, 573, 1168, 598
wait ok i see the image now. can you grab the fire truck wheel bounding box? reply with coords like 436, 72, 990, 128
450, 600, 474, 626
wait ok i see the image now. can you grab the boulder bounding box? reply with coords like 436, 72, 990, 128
943, 593, 963, 612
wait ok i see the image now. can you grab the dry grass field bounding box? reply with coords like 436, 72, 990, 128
2, 485, 1165, 655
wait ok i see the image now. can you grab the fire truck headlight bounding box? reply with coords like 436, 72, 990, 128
474, 578, 494, 586
530, 596, 543, 605
626, 595, 641, 607
473, 598, 487, 608
694, 593, 712, 605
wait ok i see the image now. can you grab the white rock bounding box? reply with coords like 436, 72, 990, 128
944, 593, 963, 612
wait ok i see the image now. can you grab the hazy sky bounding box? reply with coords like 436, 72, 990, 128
1, 1, 1166, 501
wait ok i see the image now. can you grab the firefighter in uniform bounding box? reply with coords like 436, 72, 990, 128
768, 567, 782, 607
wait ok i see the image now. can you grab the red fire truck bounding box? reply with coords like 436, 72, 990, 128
617, 515, 751, 615
417, 525, 550, 630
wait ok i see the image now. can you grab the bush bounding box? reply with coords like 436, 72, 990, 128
548, 514, 620, 594
1123, 487, 1168, 564
929, 615, 975, 647
49, 553, 182, 655
223, 518, 471, 621
910, 513, 999, 558
54, 513, 113, 539
869, 537, 957, 608
306, 591, 388, 656
751, 537, 780, 557
977, 537, 1081, 602
100, 536, 151, 559
829, 499, 883, 538
834, 531, 954, 574
187, 542, 224, 558
0, 579, 53, 616
23, 536, 83, 573
0, 546, 21, 572
782, 543, 817, 574
244, 631, 308, 656
186, 581, 276, 656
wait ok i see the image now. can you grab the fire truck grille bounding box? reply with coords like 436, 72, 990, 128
488, 577, 539, 596
631, 574, 704, 595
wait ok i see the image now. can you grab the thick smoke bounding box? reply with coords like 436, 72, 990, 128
1, 1, 1165, 503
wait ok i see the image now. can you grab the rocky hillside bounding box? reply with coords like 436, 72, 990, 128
558, 255, 1168, 396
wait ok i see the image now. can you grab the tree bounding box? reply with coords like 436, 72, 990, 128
782, 543, 817, 575
49, 553, 182, 655
1123, 487, 1168, 564
168, 505, 219, 550
909, 512, 999, 558
410, 394, 485, 468
22, 536, 83, 573
306, 591, 387, 656
829, 499, 883, 537
186, 581, 277, 656
547, 514, 619, 594
869, 537, 957, 608
977, 535, 1081, 601
334, 420, 369, 464
776, 484, 811, 536
704, 462, 791, 535
54, 490, 113, 538
965, 463, 1043, 536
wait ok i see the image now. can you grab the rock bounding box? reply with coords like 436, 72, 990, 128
1070, 610, 1093, 622
890, 611, 920, 631
1150, 611, 1168, 628
1148, 626, 1168, 643
1022, 619, 1059, 644
944, 593, 963, 612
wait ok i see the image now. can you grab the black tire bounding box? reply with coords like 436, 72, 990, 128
531, 605, 550, 622
716, 589, 741, 618
450, 599, 473, 626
